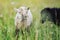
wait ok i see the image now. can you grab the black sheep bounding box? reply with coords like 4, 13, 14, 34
41, 8, 60, 26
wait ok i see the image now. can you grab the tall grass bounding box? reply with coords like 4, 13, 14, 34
0, 0, 60, 40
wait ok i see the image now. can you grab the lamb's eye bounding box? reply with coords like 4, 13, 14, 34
25, 16, 27, 18
19, 11, 21, 13
21, 9, 23, 11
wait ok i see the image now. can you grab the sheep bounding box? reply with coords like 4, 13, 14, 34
14, 6, 33, 40
41, 8, 60, 26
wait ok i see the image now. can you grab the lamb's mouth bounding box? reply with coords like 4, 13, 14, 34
21, 15, 27, 22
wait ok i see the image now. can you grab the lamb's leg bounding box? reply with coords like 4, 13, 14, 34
15, 26, 19, 40
26, 26, 30, 34
26, 26, 30, 40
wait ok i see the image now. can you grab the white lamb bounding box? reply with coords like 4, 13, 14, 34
14, 6, 33, 34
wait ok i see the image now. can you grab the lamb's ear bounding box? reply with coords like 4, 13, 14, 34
27, 8, 31, 14
27, 7, 29, 10
14, 8, 18, 12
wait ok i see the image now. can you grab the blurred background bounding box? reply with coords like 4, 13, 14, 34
0, 0, 60, 40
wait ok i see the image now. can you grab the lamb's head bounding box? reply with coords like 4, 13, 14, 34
15, 6, 29, 21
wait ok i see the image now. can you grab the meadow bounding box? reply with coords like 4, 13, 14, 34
0, 0, 60, 40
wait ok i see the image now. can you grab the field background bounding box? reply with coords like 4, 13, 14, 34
0, 0, 60, 40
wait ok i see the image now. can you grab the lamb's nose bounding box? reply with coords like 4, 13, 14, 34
22, 15, 24, 21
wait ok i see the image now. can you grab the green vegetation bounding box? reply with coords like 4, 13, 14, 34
0, 0, 60, 40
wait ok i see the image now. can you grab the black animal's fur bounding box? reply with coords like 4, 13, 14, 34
41, 8, 60, 26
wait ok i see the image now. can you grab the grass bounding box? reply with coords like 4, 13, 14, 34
0, 0, 60, 40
